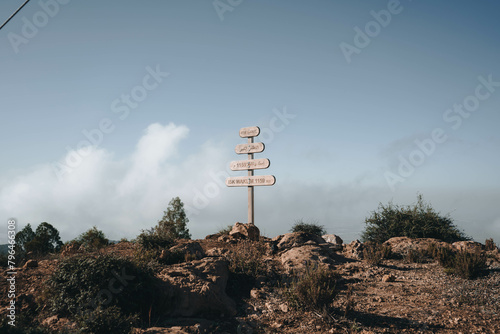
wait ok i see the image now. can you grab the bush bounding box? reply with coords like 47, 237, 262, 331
136, 229, 174, 250
290, 220, 326, 236
429, 246, 487, 279
225, 240, 271, 299
285, 265, 340, 311
452, 250, 487, 279
43, 254, 165, 326
225, 240, 269, 277
75, 226, 109, 251
434, 246, 456, 268
363, 242, 391, 266
362, 194, 469, 244
78, 306, 138, 334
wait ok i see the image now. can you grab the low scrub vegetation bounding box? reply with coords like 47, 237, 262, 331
363, 242, 391, 266
42, 254, 166, 332
427, 243, 487, 279
290, 220, 326, 236
284, 265, 340, 311
362, 194, 469, 244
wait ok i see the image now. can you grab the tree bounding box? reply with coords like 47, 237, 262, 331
156, 197, 191, 240
75, 226, 109, 250
15, 223, 36, 253
361, 194, 469, 244
16, 222, 63, 255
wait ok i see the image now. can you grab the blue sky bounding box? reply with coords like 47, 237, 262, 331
1, 0, 499, 243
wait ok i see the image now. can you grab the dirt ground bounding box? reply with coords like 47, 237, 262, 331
1, 240, 499, 333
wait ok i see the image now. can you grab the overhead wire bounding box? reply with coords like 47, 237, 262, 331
0, 0, 31, 31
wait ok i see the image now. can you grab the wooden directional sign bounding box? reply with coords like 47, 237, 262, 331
230, 158, 270, 171
235, 142, 265, 154
239, 126, 260, 138
226, 175, 276, 187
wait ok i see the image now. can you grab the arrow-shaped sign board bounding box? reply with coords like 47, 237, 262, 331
235, 142, 265, 154
225, 175, 276, 187
230, 158, 270, 171
239, 126, 260, 138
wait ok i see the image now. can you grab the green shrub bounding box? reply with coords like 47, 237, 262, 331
43, 254, 164, 324
363, 242, 391, 266
290, 220, 326, 236
135, 229, 174, 250
75, 226, 109, 251
77, 306, 138, 334
361, 194, 469, 244
285, 266, 340, 311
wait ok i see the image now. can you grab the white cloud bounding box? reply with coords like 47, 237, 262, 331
0, 123, 225, 243
1, 122, 499, 244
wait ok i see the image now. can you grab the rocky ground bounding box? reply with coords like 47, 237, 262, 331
1, 224, 499, 333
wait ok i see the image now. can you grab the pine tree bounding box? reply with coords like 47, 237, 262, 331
156, 197, 191, 240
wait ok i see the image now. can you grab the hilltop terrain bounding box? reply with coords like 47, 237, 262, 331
1, 223, 499, 333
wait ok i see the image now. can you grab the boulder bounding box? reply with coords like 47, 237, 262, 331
280, 245, 335, 273
322, 234, 343, 245
343, 240, 364, 260
384, 237, 450, 257
169, 240, 205, 260
229, 222, 260, 241
158, 258, 236, 318
452, 241, 484, 253
273, 232, 325, 251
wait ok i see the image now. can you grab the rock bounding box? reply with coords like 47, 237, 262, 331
158, 258, 236, 318
452, 241, 484, 253
344, 240, 364, 260
169, 240, 205, 260
23, 260, 38, 268
229, 222, 260, 241
280, 245, 335, 273
250, 289, 262, 299
279, 303, 289, 313
205, 247, 227, 257
382, 274, 396, 282
384, 237, 449, 257
322, 234, 343, 245
42, 315, 59, 326
273, 232, 325, 251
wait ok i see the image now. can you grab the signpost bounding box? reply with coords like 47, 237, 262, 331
226, 126, 275, 225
